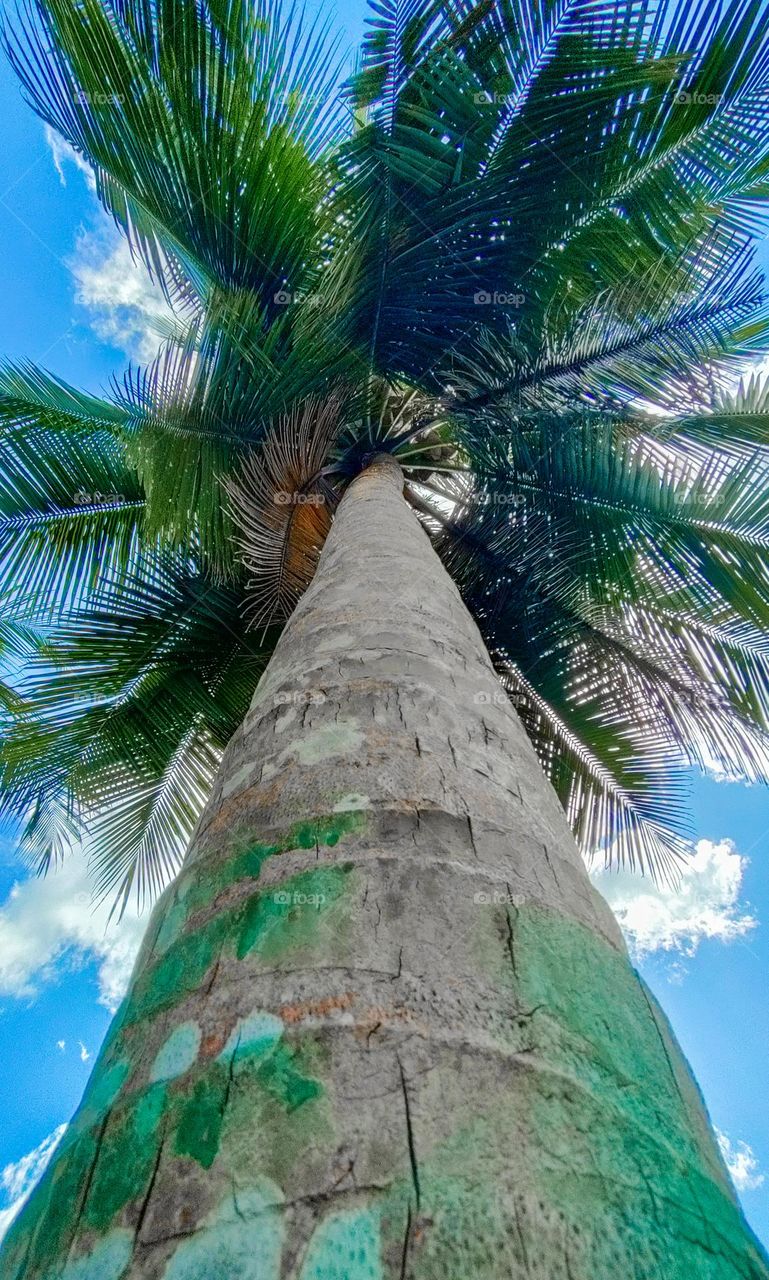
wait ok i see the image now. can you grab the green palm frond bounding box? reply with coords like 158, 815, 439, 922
418, 441, 769, 875
447, 234, 769, 413
498, 665, 693, 880
0, 362, 144, 617
0, 554, 277, 910
109, 297, 358, 576
6, 0, 344, 306
335, 0, 769, 389
0, 617, 36, 713
421, 479, 694, 876
675, 371, 769, 449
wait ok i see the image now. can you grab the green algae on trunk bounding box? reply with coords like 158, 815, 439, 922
3, 455, 767, 1280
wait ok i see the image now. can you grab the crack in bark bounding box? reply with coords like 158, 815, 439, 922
222, 1030, 242, 1116
135, 1135, 164, 1241
519, 1005, 545, 1020
66, 1111, 110, 1256
397, 1057, 421, 1209
542, 842, 561, 888
631, 1154, 661, 1229
505, 896, 519, 982
331, 1157, 357, 1193
400, 1202, 413, 1280
231, 1181, 249, 1222
638, 982, 688, 1115
204, 954, 222, 996
283, 1178, 393, 1213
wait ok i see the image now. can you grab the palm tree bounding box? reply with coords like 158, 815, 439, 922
2, 0, 769, 1273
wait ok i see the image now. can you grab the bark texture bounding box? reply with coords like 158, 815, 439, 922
3, 454, 768, 1280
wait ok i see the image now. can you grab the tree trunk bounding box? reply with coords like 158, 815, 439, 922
3, 454, 768, 1280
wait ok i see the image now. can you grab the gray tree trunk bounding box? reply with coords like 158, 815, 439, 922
3, 454, 768, 1279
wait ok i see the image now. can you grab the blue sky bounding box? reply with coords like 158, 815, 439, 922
0, 0, 768, 1253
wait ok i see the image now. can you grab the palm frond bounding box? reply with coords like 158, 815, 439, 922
6, 0, 345, 306
0, 555, 278, 908
0, 616, 36, 713
498, 664, 692, 880
675, 371, 769, 449
418, 452, 769, 875
0, 363, 144, 618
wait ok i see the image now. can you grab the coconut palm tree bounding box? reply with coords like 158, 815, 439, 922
3, 0, 769, 1274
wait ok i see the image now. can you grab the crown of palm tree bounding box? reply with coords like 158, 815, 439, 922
3, 0, 769, 912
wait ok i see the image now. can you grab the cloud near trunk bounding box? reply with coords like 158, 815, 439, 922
0, 1126, 66, 1244
591, 838, 756, 956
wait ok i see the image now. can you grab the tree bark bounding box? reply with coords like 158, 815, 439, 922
4, 454, 768, 1280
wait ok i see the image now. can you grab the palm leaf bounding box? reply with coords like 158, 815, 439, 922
0, 554, 278, 908
417, 455, 769, 875
0, 362, 144, 617
6, 0, 345, 305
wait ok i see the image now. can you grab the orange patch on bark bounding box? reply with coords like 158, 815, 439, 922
201, 1030, 227, 1057
203, 776, 285, 836
280, 991, 356, 1023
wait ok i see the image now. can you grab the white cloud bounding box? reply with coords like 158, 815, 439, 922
591, 839, 756, 958
0, 849, 150, 1012
717, 1130, 765, 1193
0, 1125, 67, 1243
78, 1041, 90, 1063
44, 124, 95, 192
69, 227, 177, 363
56, 1040, 65, 1052
44, 124, 176, 363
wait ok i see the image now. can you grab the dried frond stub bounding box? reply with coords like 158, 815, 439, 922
223, 396, 343, 627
